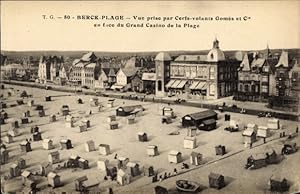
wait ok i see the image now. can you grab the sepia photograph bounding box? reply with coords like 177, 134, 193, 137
0, 1, 299, 193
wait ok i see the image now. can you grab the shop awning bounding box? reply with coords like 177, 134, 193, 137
195, 82, 207, 90
189, 81, 200, 90
175, 80, 188, 89
165, 80, 176, 88
111, 84, 125, 90
170, 80, 182, 89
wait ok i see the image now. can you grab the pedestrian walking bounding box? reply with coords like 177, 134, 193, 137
296, 126, 299, 133
159, 175, 163, 182
250, 142, 253, 149
164, 172, 167, 179
114, 153, 118, 159
174, 168, 177, 175
263, 137, 266, 144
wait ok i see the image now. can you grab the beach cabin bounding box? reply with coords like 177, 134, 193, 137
78, 158, 89, 169
61, 108, 69, 116
82, 119, 90, 128
187, 127, 197, 137
0, 118, 4, 125
118, 157, 129, 169
107, 99, 115, 108
39, 163, 53, 176
45, 96, 51, 101
16, 99, 24, 105
35, 105, 44, 111
77, 98, 83, 104
257, 126, 270, 138
199, 119, 217, 131
266, 150, 278, 164
79, 124, 87, 133
38, 110, 45, 117
11, 120, 19, 128
182, 110, 218, 128
168, 150, 182, 163
33, 132, 42, 141
127, 116, 135, 124
246, 123, 258, 132
242, 129, 256, 144
48, 151, 60, 164
4, 134, 13, 144
23, 110, 30, 117
30, 126, 39, 133
49, 115, 56, 122
43, 139, 54, 150
97, 158, 109, 171
161, 107, 175, 118
0, 110, 8, 119
75, 176, 88, 191
81, 179, 100, 192
90, 97, 99, 107
28, 100, 34, 107
21, 170, 33, 185
60, 139, 72, 149
20, 140, 32, 152
67, 155, 80, 168
190, 152, 202, 166
117, 169, 131, 185
85, 140, 95, 152
21, 117, 29, 124
116, 105, 145, 117
143, 165, 154, 177
47, 172, 61, 188
137, 132, 148, 142
147, 145, 159, 157
209, 172, 225, 189
268, 119, 280, 130
8, 128, 19, 137
183, 136, 196, 149
18, 158, 26, 169
215, 145, 226, 155
126, 162, 140, 177
109, 121, 118, 130
99, 144, 110, 155
107, 115, 116, 123
0, 148, 9, 164
0, 102, 7, 109
269, 177, 289, 192
246, 154, 267, 169
10, 163, 21, 177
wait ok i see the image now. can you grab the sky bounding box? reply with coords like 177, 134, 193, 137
1, 1, 299, 52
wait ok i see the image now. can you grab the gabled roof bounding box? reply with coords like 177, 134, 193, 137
240, 54, 251, 71
276, 51, 289, 68
75, 176, 88, 182
81, 52, 97, 62
251, 58, 266, 68
120, 67, 140, 78
242, 129, 255, 136
21, 170, 31, 177
184, 110, 217, 121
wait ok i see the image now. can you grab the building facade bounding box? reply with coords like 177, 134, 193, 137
235, 48, 277, 102
69, 52, 101, 89
163, 39, 240, 99
38, 56, 64, 84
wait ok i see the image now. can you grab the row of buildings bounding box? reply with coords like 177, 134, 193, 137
1, 39, 299, 111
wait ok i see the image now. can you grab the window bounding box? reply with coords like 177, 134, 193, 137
261, 85, 268, 93
209, 84, 215, 95
245, 85, 249, 92
239, 84, 243, 92
210, 67, 215, 79
262, 76, 268, 82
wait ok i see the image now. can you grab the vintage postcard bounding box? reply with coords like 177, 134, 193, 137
1, 1, 299, 193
